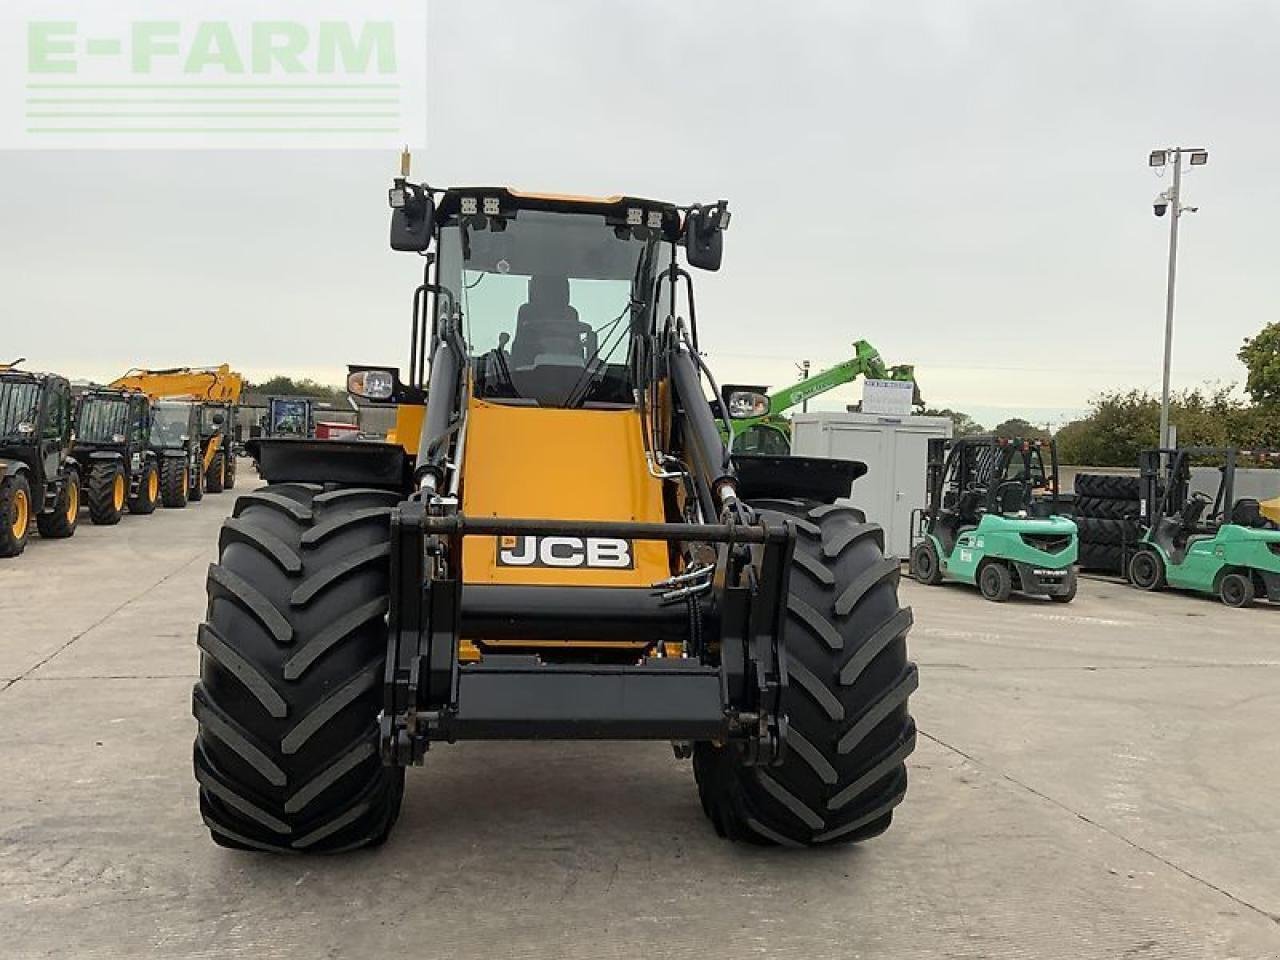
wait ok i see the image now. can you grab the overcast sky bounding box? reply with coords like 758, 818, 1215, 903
3, 0, 1277, 429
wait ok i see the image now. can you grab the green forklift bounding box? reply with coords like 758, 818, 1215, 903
910, 435, 1079, 602
723, 340, 920, 455
1128, 447, 1280, 607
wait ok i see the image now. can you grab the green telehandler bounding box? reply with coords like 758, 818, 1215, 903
722, 340, 920, 455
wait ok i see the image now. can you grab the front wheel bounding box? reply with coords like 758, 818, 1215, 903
129, 462, 160, 515
87, 461, 126, 525
193, 484, 404, 852
978, 562, 1012, 602
694, 501, 917, 847
0, 474, 32, 557
206, 451, 226, 494
1220, 572, 1255, 609
189, 457, 205, 502
160, 458, 188, 508
1048, 568, 1078, 603
909, 538, 943, 585
35, 471, 79, 540
1129, 549, 1166, 591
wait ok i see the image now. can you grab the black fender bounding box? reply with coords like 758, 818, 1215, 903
158, 448, 188, 459
0, 457, 31, 480
731, 454, 867, 505
87, 450, 125, 464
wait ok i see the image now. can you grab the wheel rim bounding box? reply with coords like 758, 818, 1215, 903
981, 567, 997, 596
1133, 554, 1154, 586
1223, 578, 1245, 605
182, 468, 189, 493
918, 548, 934, 579
66, 480, 78, 522
112, 473, 125, 510
11, 488, 28, 538
148, 469, 159, 501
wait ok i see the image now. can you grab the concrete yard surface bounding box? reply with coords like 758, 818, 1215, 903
1, 476, 1279, 959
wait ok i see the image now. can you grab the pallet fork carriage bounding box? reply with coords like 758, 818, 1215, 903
191, 163, 917, 852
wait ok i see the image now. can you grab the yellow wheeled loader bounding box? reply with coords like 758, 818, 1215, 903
190, 162, 917, 852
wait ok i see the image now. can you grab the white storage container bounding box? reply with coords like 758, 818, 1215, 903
791, 412, 954, 559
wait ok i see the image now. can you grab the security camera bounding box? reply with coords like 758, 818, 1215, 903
1153, 195, 1169, 217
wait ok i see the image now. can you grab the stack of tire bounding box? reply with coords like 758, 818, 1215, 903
1072, 474, 1144, 574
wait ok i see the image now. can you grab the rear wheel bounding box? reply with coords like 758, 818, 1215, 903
193, 484, 404, 852
87, 461, 126, 525
1129, 548, 1166, 591
978, 562, 1012, 602
35, 471, 79, 540
0, 474, 32, 558
1220, 572, 1254, 609
694, 501, 917, 847
224, 453, 237, 490
1049, 568, 1078, 603
160, 458, 188, 508
129, 462, 160, 515
206, 451, 226, 494
909, 538, 943, 585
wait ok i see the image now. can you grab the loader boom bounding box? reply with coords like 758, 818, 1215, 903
110, 364, 244, 403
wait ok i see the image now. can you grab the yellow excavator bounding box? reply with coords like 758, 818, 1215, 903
110, 364, 244, 497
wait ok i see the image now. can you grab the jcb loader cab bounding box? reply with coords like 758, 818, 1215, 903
910, 435, 1079, 601
149, 401, 204, 507
0, 366, 80, 556
72, 387, 160, 523
1129, 447, 1280, 607
192, 170, 917, 852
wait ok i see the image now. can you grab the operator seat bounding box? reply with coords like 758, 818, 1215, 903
510, 275, 586, 368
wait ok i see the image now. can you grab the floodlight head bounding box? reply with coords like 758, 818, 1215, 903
1189, 150, 1209, 166
1149, 149, 1168, 167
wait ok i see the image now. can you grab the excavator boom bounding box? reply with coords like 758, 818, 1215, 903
111, 364, 244, 403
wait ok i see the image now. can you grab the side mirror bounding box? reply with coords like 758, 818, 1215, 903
684, 201, 730, 271
720, 383, 770, 419
389, 180, 435, 252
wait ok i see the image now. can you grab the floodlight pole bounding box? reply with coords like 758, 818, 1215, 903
1158, 154, 1182, 452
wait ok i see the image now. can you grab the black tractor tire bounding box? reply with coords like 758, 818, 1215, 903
1219, 572, 1255, 609
1076, 516, 1138, 547
189, 457, 205, 502
0, 474, 33, 558
224, 453, 238, 491
1049, 568, 1078, 603
193, 484, 405, 852
909, 539, 944, 585
86, 461, 127, 525
160, 458, 189, 508
978, 561, 1013, 602
1129, 548, 1166, 591
693, 500, 917, 847
1078, 542, 1123, 573
206, 451, 226, 494
1075, 474, 1141, 500
35, 470, 79, 540
1074, 496, 1139, 521
129, 462, 160, 516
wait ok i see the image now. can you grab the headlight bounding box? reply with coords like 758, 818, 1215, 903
16, 421, 34, 435
727, 391, 769, 419
348, 369, 395, 401
112, 433, 126, 443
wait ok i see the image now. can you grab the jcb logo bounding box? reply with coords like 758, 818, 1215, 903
497, 536, 634, 569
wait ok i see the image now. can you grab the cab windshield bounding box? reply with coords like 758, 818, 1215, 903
152, 403, 193, 448
436, 209, 668, 408
0, 379, 40, 442
78, 396, 130, 444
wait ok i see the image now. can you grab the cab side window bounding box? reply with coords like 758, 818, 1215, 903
130, 400, 148, 445
43, 383, 69, 442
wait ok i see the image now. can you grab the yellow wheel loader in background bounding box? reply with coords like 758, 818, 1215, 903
191, 165, 917, 852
